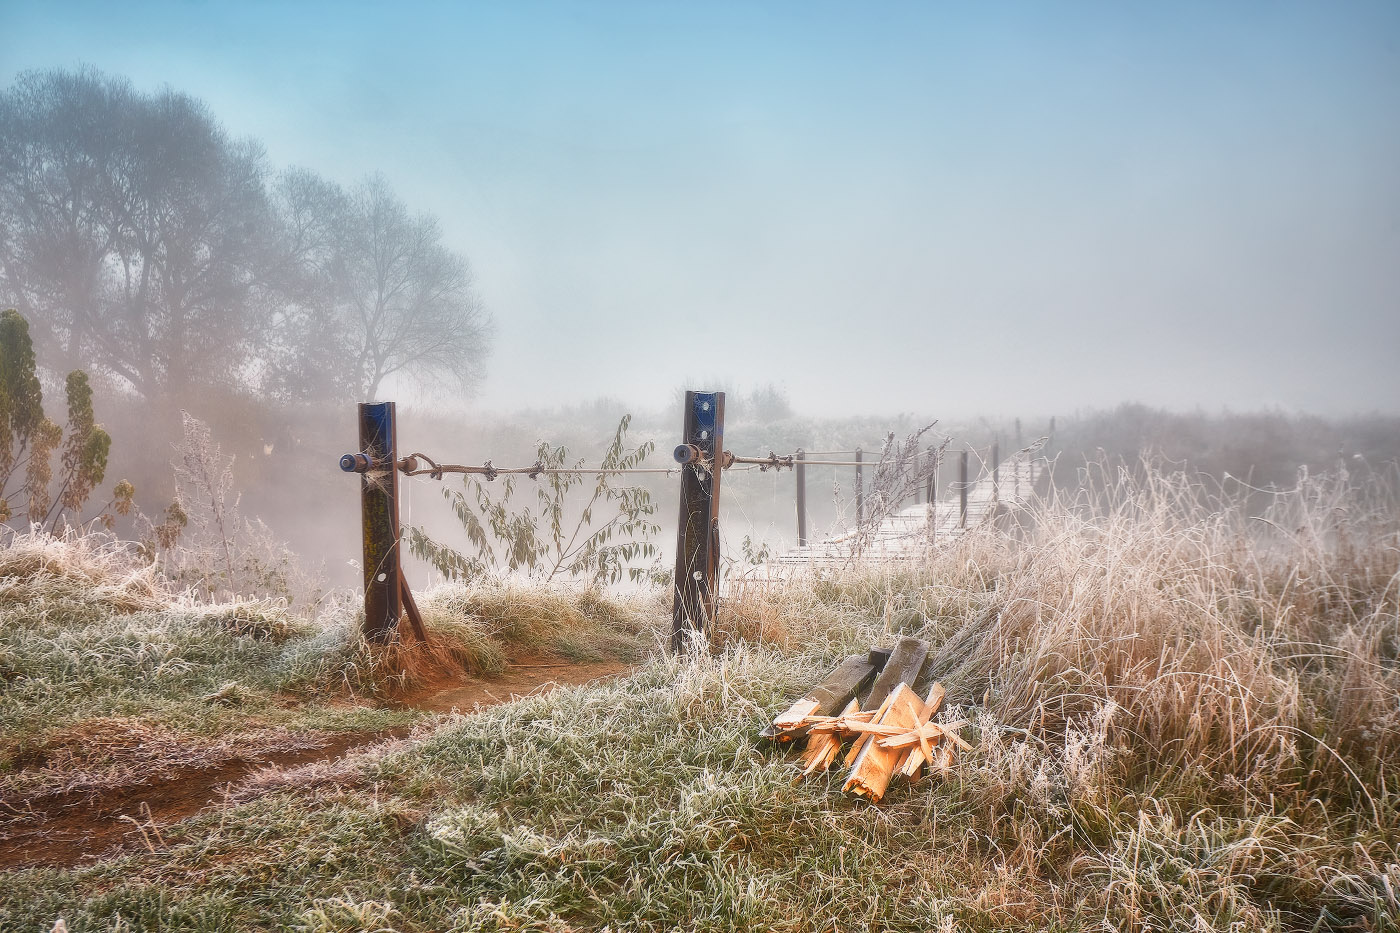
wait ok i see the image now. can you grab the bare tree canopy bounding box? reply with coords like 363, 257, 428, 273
265, 173, 491, 403
0, 67, 491, 407
0, 67, 270, 400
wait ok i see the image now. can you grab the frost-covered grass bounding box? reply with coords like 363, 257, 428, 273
3, 463, 1400, 931
0, 532, 658, 799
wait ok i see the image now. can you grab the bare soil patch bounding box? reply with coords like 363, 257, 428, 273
0, 656, 630, 871
395, 655, 629, 713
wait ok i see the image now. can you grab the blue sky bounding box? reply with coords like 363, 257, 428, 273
3, 1, 1397, 416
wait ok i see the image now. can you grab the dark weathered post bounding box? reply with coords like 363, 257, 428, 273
357, 402, 401, 643
959, 449, 968, 528
925, 446, 935, 504
795, 448, 808, 546
671, 391, 725, 652
854, 447, 864, 530
992, 440, 1000, 505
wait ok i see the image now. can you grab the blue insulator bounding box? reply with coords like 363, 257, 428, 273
340, 452, 373, 473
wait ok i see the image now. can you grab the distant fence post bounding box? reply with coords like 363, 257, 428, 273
671, 390, 725, 653
854, 447, 863, 529
925, 445, 935, 504
795, 449, 808, 546
959, 449, 968, 528
352, 401, 401, 644
992, 440, 1000, 505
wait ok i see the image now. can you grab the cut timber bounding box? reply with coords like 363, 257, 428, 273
798, 710, 875, 727
861, 637, 929, 710
844, 682, 928, 802
894, 685, 951, 778
843, 689, 897, 769
765, 653, 882, 742
878, 720, 971, 751
771, 699, 820, 733
808, 719, 911, 737
800, 698, 858, 776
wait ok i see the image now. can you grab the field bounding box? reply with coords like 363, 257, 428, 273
2, 464, 1398, 932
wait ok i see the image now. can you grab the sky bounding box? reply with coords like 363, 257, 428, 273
2, 0, 1398, 418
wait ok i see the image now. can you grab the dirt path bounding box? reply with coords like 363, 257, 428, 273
0, 658, 627, 871
0, 729, 407, 871
398, 656, 629, 713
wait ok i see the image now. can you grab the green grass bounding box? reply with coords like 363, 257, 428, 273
3, 462, 1400, 931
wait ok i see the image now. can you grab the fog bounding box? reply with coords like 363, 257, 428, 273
2, 2, 1398, 595
5, 1, 1398, 418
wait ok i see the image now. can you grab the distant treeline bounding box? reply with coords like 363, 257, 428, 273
1043, 403, 1400, 491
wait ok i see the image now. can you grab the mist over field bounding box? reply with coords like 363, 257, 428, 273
3, 4, 1400, 930
3, 1, 1398, 573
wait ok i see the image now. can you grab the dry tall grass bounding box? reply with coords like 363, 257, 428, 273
5, 463, 1398, 930
715, 461, 1400, 927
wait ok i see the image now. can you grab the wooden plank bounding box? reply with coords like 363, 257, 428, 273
771, 699, 821, 733
844, 682, 926, 802
880, 722, 970, 751
764, 653, 881, 742
922, 683, 946, 719
399, 574, 427, 642
809, 720, 907, 736
861, 636, 929, 709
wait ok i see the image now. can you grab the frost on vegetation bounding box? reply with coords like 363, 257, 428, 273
294, 896, 401, 933
0, 528, 165, 611
150, 411, 323, 610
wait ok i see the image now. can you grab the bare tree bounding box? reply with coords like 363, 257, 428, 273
335, 175, 490, 401
2, 68, 490, 409
0, 68, 273, 402
259, 168, 356, 403
0, 68, 132, 375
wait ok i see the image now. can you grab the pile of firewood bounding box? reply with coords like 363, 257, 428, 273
763, 636, 968, 803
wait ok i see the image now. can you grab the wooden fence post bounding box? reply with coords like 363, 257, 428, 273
671, 391, 725, 653
992, 440, 1000, 505
854, 447, 863, 529
925, 446, 935, 504
795, 449, 808, 546
959, 449, 968, 529
356, 402, 401, 643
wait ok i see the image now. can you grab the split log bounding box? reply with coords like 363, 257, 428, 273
800, 698, 858, 776
878, 720, 971, 751
893, 684, 951, 779
765, 653, 883, 742
861, 637, 929, 709
843, 689, 897, 769
844, 682, 927, 801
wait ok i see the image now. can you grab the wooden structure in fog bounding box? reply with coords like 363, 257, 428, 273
748, 449, 1047, 579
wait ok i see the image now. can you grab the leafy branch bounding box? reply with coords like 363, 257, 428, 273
407, 415, 661, 586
